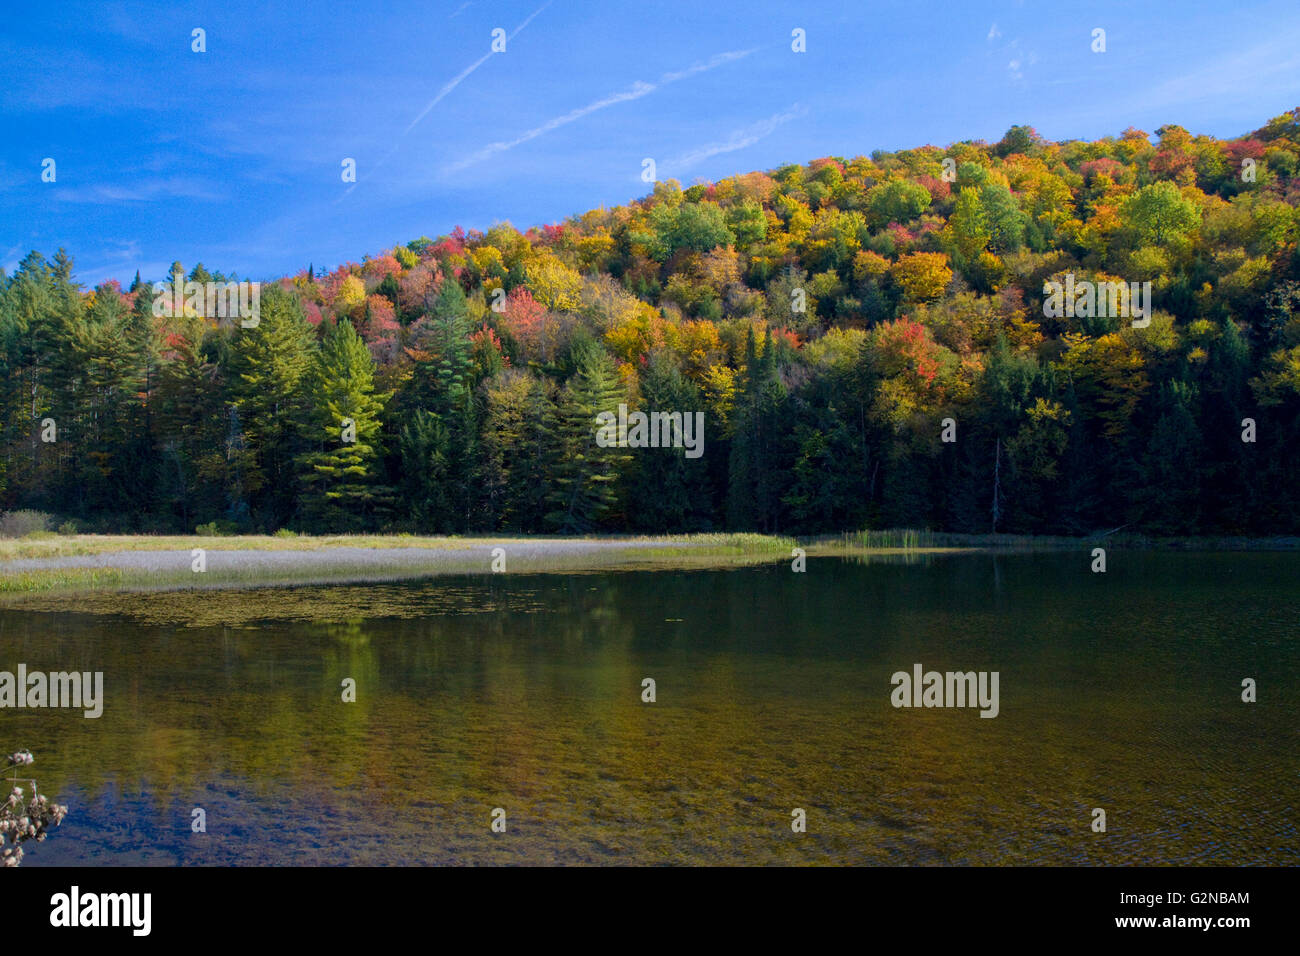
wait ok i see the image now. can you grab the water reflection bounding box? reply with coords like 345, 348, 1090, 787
1, 552, 1296, 865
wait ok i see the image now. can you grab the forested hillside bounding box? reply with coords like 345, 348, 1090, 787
4, 111, 1300, 536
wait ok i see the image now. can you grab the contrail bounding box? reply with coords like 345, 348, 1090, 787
446, 81, 656, 172
666, 104, 806, 171
404, 0, 550, 135
342, 1, 551, 196
444, 46, 756, 173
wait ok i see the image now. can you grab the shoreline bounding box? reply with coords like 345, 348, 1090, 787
0, 530, 1296, 597
0, 534, 799, 595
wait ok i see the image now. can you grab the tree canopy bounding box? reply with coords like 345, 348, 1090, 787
3, 109, 1299, 536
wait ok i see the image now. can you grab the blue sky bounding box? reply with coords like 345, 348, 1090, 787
4, 0, 1300, 286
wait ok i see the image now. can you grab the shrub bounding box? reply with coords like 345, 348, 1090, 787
0, 511, 53, 538
196, 519, 240, 536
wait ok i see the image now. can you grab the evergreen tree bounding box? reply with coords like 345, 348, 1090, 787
398, 409, 450, 531
1136, 380, 1203, 533
229, 285, 316, 528
401, 282, 480, 531
44, 281, 145, 518
296, 319, 393, 530
155, 313, 229, 530
625, 351, 712, 531
547, 344, 628, 531
728, 328, 788, 531
726, 327, 760, 529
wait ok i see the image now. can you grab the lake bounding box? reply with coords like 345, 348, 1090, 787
2, 551, 1296, 865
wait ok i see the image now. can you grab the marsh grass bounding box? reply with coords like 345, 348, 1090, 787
0, 532, 472, 561
835, 529, 1300, 552
0, 568, 127, 593
838, 529, 1075, 550
0, 531, 796, 562
0, 533, 797, 596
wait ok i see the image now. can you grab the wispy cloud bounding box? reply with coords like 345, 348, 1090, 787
664, 105, 806, 173
71, 240, 176, 288
1123, 31, 1300, 113
445, 47, 756, 173
51, 177, 222, 205
2, 245, 25, 275
987, 30, 1035, 83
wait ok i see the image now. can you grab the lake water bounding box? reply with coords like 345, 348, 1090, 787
2, 551, 1296, 865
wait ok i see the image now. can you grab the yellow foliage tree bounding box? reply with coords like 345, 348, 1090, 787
525, 252, 583, 311
1057, 332, 1149, 438
701, 362, 737, 436
337, 275, 366, 313
893, 251, 953, 303
853, 250, 891, 281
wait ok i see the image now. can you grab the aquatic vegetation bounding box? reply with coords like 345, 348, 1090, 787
1, 750, 68, 867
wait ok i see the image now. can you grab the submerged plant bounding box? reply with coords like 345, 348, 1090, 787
1, 751, 68, 867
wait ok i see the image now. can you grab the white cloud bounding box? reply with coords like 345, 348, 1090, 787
987, 23, 1001, 42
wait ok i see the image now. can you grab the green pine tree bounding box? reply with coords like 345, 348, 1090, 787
547, 345, 628, 532
229, 285, 316, 528
728, 328, 788, 531
296, 318, 393, 530
625, 351, 712, 531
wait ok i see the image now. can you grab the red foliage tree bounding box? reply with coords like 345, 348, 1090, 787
1149, 148, 1195, 180
362, 255, 402, 285
362, 295, 400, 343
809, 157, 845, 177
1080, 157, 1126, 184
499, 287, 547, 348
398, 264, 438, 318
1225, 138, 1266, 165
916, 174, 951, 201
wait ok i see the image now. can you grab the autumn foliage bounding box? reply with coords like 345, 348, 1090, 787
4, 109, 1300, 536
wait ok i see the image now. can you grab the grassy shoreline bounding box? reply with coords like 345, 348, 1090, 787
0, 530, 1296, 597
0, 533, 797, 595
0, 531, 797, 561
